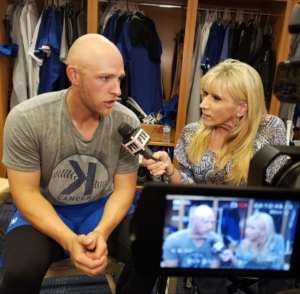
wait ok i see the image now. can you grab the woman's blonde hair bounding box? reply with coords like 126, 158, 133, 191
188, 59, 267, 184
242, 212, 276, 257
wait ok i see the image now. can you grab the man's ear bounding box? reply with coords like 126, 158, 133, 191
237, 102, 248, 117
66, 65, 79, 85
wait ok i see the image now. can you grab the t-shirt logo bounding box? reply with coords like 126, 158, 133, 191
181, 252, 206, 268
49, 155, 109, 204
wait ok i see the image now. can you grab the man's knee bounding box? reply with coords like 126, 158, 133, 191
1, 226, 62, 287
0, 259, 46, 294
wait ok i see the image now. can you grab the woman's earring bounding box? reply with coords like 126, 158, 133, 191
235, 117, 240, 126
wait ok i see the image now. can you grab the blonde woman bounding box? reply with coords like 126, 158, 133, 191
144, 59, 287, 185
221, 212, 285, 270
143, 59, 289, 293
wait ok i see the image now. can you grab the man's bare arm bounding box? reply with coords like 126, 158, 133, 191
7, 168, 78, 250
93, 170, 137, 241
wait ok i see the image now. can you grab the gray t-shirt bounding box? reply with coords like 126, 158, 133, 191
3, 89, 140, 206
163, 229, 222, 268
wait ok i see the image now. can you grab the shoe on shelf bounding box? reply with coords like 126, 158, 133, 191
137, 167, 148, 183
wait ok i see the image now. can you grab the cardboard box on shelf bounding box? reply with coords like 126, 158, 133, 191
140, 123, 175, 142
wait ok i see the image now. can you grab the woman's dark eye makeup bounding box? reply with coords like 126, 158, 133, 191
203, 91, 221, 101
213, 94, 221, 101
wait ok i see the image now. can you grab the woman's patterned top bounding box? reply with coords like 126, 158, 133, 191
174, 114, 287, 186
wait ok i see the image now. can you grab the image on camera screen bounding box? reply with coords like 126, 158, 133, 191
161, 195, 300, 271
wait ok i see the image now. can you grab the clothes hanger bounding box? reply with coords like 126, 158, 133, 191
219, 8, 225, 25
224, 8, 231, 26
267, 12, 273, 35
134, 1, 139, 13
203, 8, 210, 23
258, 11, 261, 24
239, 10, 244, 24
220, 8, 226, 25
130, 0, 139, 14
211, 7, 217, 22
217, 8, 222, 24
255, 11, 259, 23
234, 9, 240, 24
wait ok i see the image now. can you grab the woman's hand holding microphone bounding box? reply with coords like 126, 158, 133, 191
142, 151, 176, 180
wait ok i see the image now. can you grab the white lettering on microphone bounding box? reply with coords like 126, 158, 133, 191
121, 128, 150, 156
121, 140, 141, 156
132, 129, 150, 147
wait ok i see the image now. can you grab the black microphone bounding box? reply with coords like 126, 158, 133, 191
117, 122, 154, 159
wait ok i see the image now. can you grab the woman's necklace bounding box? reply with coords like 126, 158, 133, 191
214, 153, 224, 159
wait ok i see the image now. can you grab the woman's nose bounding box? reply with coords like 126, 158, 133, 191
200, 97, 207, 109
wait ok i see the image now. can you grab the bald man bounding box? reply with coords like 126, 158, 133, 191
163, 205, 223, 268
1, 34, 156, 293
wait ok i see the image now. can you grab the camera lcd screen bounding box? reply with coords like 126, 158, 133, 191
131, 183, 300, 278
161, 195, 300, 272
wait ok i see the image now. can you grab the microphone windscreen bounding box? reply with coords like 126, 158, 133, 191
118, 122, 135, 139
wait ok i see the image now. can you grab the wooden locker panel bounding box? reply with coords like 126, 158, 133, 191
0, 0, 10, 177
